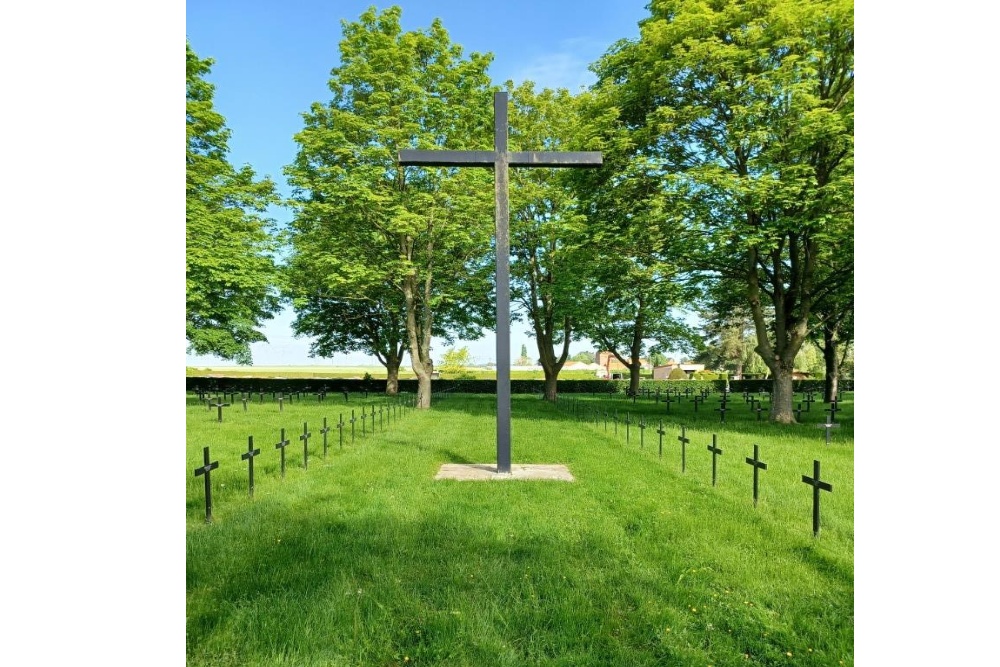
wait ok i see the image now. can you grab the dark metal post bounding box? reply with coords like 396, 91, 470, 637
193, 446, 219, 523
707, 434, 723, 486
745, 444, 767, 506
242, 436, 260, 498
300, 422, 311, 470
802, 459, 833, 537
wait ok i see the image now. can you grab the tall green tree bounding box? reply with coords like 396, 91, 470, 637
594, 0, 854, 422
186, 42, 281, 364
287, 285, 408, 394
507, 82, 597, 401
285, 7, 494, 408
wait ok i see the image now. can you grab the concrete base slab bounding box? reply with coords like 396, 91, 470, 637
434, 463, 574, 481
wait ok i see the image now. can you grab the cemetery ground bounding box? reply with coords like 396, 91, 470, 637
187, 390, 853, 666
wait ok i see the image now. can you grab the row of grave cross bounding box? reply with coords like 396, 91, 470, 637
196, 392, 414, 423
193, 388, 374, 412
566, 393, 843, 436
192, 401, 413, 523
561, 402, 837, 537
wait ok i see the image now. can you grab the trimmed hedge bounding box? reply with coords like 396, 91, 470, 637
186, 376, 853, 396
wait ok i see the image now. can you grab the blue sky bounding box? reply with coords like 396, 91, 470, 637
185, 0, 655, 367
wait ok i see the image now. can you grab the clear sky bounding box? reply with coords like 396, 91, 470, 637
184, 0, 657, 367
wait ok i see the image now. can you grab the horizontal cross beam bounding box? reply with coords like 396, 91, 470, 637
398, 149, 602, 168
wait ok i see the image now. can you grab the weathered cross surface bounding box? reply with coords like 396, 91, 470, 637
399, 91, 602, 474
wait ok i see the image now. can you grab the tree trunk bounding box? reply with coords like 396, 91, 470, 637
822, 326, 839, 403
628, 364, 641, 396
416, 372, 431, 408
543, 368, 558, 401
385, 362, 400, 396
769, 364, 796, 423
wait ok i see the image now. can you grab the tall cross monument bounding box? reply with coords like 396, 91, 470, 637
399, 91, 602, 473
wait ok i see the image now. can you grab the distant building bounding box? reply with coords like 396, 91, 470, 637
652, 362, 706, 380
595, 351, 652, 378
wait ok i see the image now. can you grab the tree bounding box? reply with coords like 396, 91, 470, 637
506, 82, 598, 401
594, 0, 854, 422
286, 285, 408, 395
571, 351, 596, 364
516, 344, 532, 366
186, 42, 281, 364
285, 7, 495, 408
572, 89, 703, 396
439, 346, 474, 377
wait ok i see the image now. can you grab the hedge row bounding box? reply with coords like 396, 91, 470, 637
187, 376, 852, 396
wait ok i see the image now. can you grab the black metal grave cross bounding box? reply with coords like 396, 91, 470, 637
657, 420, 666, 458
320, 417, 331, 458
707, 434, 723, 486
300, 422, 311, 470
664, 394, 674, 414
242, 436, 261, 498
210, 400, 230, 423
744, 444, 767, 507
716, 402, 728, 423
638, 416, 646, 449
242, 393, 248, 412
802, 459, 833, 537
274, 428, 290, 479
677, 426, 690, 473
350, 409, 356, 443
625, 412, 632, 443
361, 409, 367, 437
337, 414, 345, 449
193, 446, 220, 523
803, 392, 815, 412
400, 90, 601, 473
278, 395, 284, 412
817, 417, 840, 445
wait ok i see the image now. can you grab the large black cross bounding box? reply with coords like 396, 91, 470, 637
399, 91, 601, 474
193, 446, 219, 523
657, 420, 666, 458
210, 400, 230, 423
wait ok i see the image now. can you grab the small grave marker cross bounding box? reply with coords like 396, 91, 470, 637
349, 409, 356, 443
274, 428, 290, 479
320, 417, 331, 458
277, 395, 284, 412
664, 394, 674, 414
677, 426, 690, 472
817, 417, 840, 445
803, 392, 815, 412
337, 414, 345, 449
656, 420, 666, 458
241, 436, 261, 498
802, 459, 833, 537
193, 446, 220, 522
716, 402, 728, 423
300, 422, 311, 470
745, 444, 767, 506
638, 417, 646, 449
625, 412, 632, 443
707, 434, 723, 486
210, 400, 230, 422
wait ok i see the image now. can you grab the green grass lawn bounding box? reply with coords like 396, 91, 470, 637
187, 391, 853, 666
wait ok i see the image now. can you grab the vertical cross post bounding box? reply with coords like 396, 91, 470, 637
193, 446, 219, 523
320, 417, 330, 458
242, 436, 261, 498
399, 95, 600, 474
802, 459, 833, 537
350, 410, 356, 443
275, 428, 290, 479
707, 434, 723, 486
300, 422, 311, 470
337, 414, 344, 449
677, 426, 690, 473
638, 417, 646, 449
657, 420, 666, 458
745, 444, 767, 506
211, 400, 230, 423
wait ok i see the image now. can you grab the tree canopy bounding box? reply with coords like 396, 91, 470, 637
186, 42, 281, 364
